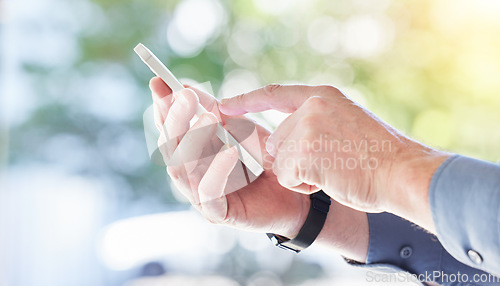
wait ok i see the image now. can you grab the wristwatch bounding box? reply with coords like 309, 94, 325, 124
267, 191, 331, 253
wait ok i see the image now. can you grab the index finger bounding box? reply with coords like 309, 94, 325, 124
219, 84, 315, 116
150, 76, 173, 100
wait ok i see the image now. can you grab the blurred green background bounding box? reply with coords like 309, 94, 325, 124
1, 0, 500, 285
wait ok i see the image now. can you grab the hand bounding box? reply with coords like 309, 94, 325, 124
150, 78, 370, 262
149, 77, 310, 238
220, 84, 451, 233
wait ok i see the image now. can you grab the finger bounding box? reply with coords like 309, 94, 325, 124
266, 96, 326, 157
164, 112, 218, 206
198, 146, 239, 223
184, 85, 218, 115
290, 183, 321, 194
272, 156, 320, 194
152, 79, 217, 113
183, 84, 236, 126
154, 96, 174, 126
167, 165, 194, 204
151, 77, 174, 128
272, 139, 304, 189
157, 130, 171, 165
271, 127, 323, 193
266, 111, 301, 157
176, 112, 218, 175
163, 88, 199, 153
219, 84, 315, 115
150, 77, 173, 99
153, 102, 167, 131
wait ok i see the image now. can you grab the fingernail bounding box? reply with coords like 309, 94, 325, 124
220, 98, 229, 105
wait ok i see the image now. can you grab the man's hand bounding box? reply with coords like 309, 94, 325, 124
149, 78, 370, 262
220, 84, 450, 233
150, 77, 312, 238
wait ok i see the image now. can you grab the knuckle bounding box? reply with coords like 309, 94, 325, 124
180, 88, 199, 103
303, 96, 328, 111
199, 112, 218, 125
167, 102, 182, 121
295, 120, 319, 155
235, 92, 247, 106
205, 217, 218, 225
167, 166, 181, 180
203, 212, 225, 225
220, 214, 233, 225
263, 84, 282, 98
298, 114, 319, 130
313, 85, 340, 97
302, 127, 319, 143
297, 141, 312, 158
298, 165, 320, 186
199, 207, 226, 225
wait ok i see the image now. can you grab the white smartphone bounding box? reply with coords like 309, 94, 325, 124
134, 43, 264, 177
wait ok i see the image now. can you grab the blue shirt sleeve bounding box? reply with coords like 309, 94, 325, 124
355, 212, 500, 286
429, 155, 500, 277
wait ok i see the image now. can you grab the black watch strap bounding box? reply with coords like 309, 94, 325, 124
267, 190, 331, 253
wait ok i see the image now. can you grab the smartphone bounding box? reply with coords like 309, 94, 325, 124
134, 43, 264, 177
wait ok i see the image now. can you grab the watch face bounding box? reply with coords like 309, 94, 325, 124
267, 234, 301, 253
269, 235, 280, 246
267, 234, 287, 245
277, 243, 301, 253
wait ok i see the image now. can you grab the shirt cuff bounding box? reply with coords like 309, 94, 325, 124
365, 212, 442, 276
429, 155, 500, 277
345, 212, 500, 285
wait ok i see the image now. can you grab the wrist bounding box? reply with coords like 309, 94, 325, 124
275, 193, 369, 262
278, 193, 311, 239
315, 200, 369, 262
387, 146, 451, 233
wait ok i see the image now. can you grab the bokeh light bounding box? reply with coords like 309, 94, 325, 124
167, 0, 226, 57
